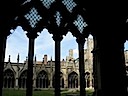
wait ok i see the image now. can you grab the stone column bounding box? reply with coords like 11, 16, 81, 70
26, 33, 37, 96
33, 56, 37, 89
65, 65, 68, 89
52, 34, 63, 96
50, 59, 53, 88
33, 77, 36, 89
0, 30, 9, 96
89, 72, 93, 89
76, 37, 86, 96
15, 67, 19, 89
15, 77, 19, 89
97, 36, 127, 96
91, 36, 102, 96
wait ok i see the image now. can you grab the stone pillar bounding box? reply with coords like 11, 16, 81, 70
26, 33, 37, 96
89, 72, 93, 89
52, 34, 63, 96
15, 67, 19, 89
50, 59, 53, 88
91, 36, 102, 96
76, 37, 86, 96
33, 56, 37, 89
65, 63, 68, 88
15, 57, 20, 89
33, 70, 36, 89
96, 36, 127, 96
0, 32, 9, 96
15, 77, 19, 89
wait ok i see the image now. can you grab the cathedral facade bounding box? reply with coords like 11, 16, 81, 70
3, 38, 128, 90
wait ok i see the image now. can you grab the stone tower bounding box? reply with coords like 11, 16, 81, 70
85, 37, 94, 88
86, 37, 94, 70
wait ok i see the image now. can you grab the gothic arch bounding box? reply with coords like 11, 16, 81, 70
68, 71, 78, 88
3, 69, 15, 88
68, 70, 78, 75
36, 70, 49, 88
36, 68, 49, 76
85, 71, 90, 88
18, 70, 27, 88
52, 72, 64, 88
19, 67, 27, 76
4, 65, 16, 77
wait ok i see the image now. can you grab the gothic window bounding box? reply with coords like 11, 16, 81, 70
36, 70, 48, 88
52, 72, 64, 88
3, 69, 15, 88
68, 72, 78, 88
18, 70, 27, 88
85, 72, 90, 88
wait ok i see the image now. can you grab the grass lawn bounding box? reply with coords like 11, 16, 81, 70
2, 89, 94, 96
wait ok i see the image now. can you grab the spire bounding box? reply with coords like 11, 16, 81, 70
26, 56, 28, 61
34, 55, 36, 62
8, 55, 11, 62
51, 56, 52, 61
17, 53, 20, 63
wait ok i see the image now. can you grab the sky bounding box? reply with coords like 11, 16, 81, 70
4, 26, 128, 63
4, 26, 87, 63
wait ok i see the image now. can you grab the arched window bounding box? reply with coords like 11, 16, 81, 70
85, 72, 90, 88
18, 70, 27, 88
36, 70, 48, 88
52, 72, 64, 88
3, 69, 15, 88
68, 72, 78, 88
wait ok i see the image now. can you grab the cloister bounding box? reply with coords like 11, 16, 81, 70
0, 0, 128, 96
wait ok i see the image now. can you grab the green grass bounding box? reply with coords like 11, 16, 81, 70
2, 89, 94, 96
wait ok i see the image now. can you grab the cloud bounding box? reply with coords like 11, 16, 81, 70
62, 31, 76, 42
6, 26, 128, 64
124, 40, 128, 50
6, 24, 128, 62
61, 32, 77, 59
5, 26, 28, 63
4, 27, 96, 63
34, 28, 55, 61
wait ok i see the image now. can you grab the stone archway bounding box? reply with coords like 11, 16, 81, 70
18, 70, 27, 88
3, 69, 15, 88
52, 72, 64, 88
85, 72, 90, 88
36, 70, 49, 88
68, 71, 78, 88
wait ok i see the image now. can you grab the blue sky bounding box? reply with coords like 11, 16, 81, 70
4, 26, 128, 63
5, 26, 86, 63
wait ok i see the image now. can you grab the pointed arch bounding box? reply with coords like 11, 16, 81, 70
68, 71, 78, 88
36, 70, 49, 88
3, 69, 15, 88
85, 71, 90, 88
52, 72, 64, 88
18, 70, 27, 88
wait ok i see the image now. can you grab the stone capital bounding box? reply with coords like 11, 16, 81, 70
76, 36, 86, 46
26, 32, 38, 39
52, 34, 63, 41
